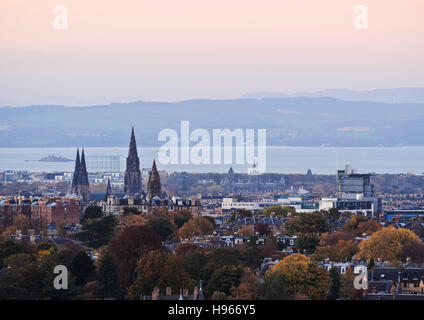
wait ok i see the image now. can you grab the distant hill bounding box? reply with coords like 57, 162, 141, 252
242, 88, 424, 104
1, 97, 424, 147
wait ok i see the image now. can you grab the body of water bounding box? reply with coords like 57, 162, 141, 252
0, 146, 422, 175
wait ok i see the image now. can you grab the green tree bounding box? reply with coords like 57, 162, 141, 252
173, 210, 192, 228
285, 211, 329, 236
146, 216, 176, 241
81, 206, 102, 223
295, 233, 320, 254
77, 215, 117, 248
328, 266, 340, 300
205, 265, 243, 298
0, 240, 24, 268
263, 206, 294, 218
70, 251, 96, 286
97, 253, 120, 299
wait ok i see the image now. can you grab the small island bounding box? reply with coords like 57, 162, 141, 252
38, 154, 73, 162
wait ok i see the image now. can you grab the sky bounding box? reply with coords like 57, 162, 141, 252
0, 0, 423, 106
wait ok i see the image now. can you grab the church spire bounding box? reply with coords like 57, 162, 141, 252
124, 126, 142, 195
71, 148, 80, 193
79, 148, 89, 186
105, 178, 112, 201
147, 159, 161, 200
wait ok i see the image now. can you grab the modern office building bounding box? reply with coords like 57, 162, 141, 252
335, 165, 381, 218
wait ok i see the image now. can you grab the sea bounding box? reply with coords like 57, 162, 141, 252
0, 146, 423, 175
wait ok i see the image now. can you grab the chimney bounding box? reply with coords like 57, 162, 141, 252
193, 287, 199, 300
28, 229, 35, 243
166, 287, 171, 296
152, 287, 159, 300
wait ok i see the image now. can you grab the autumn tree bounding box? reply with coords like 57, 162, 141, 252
229, 267, 259, 300
357, 226, 421, 262
108, 225, 162, 289
270, 253, 331, 299
174, 243, 200, 256
178, 217, 214, 239
401, 242, 424, 264
128, 250, 191, 299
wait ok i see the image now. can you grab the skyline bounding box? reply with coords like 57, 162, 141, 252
1, 0, 423, 106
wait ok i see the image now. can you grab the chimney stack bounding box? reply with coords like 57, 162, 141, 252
152, 287, 159, 300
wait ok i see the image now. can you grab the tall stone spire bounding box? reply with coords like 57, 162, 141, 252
124, 126, 142, 195
71, 148, 90, 203
79, 148, 89, 186
71, 148, 80, 193
105, 178, 112, 201
147, 159, 161, 200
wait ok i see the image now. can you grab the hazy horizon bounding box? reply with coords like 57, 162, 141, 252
1, 0, 423, 106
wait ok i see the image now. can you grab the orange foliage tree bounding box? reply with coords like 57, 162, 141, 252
357, 226, 421, 262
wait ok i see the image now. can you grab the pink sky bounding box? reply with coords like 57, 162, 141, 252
1, 0, 423, 106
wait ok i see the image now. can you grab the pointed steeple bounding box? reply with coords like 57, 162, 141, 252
79, 148, 89, 185
124, 126, 142, 195
71, 148, 80, 192
105, 178, 112, 201
147, 159, 161, 200
128, 126, 139, 159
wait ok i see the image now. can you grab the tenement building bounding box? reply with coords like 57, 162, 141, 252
0, 196, 80, 229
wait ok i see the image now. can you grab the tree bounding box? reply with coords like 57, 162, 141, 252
357, 226, 421, 262
328, 266, 340, 300
81, 206, 102, 223
401, 242, 424, 264
343, 215, 368, 233
0, 240, 24, 268
263, 206, 293, 218
128, 250, 191, 299
255, 224, 272, 236
284, 211, 329, 236
295, 233, 319, 254
147, 216, 176, 241
13, 215, 29, 234
123, 207, 140, 215
178, 217, 214, 239
173, 210, 192, 229
108, 225, 162, 288
259, 272, 290, 300
77, 215, 117, 248
174, 243, 200, 256
270, 253, 331, 299
205, 265, 243, 298
71, 251, 96, 286
229, 267, 259, 300
97, 253, 121, 299
338, 268, 358, 300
